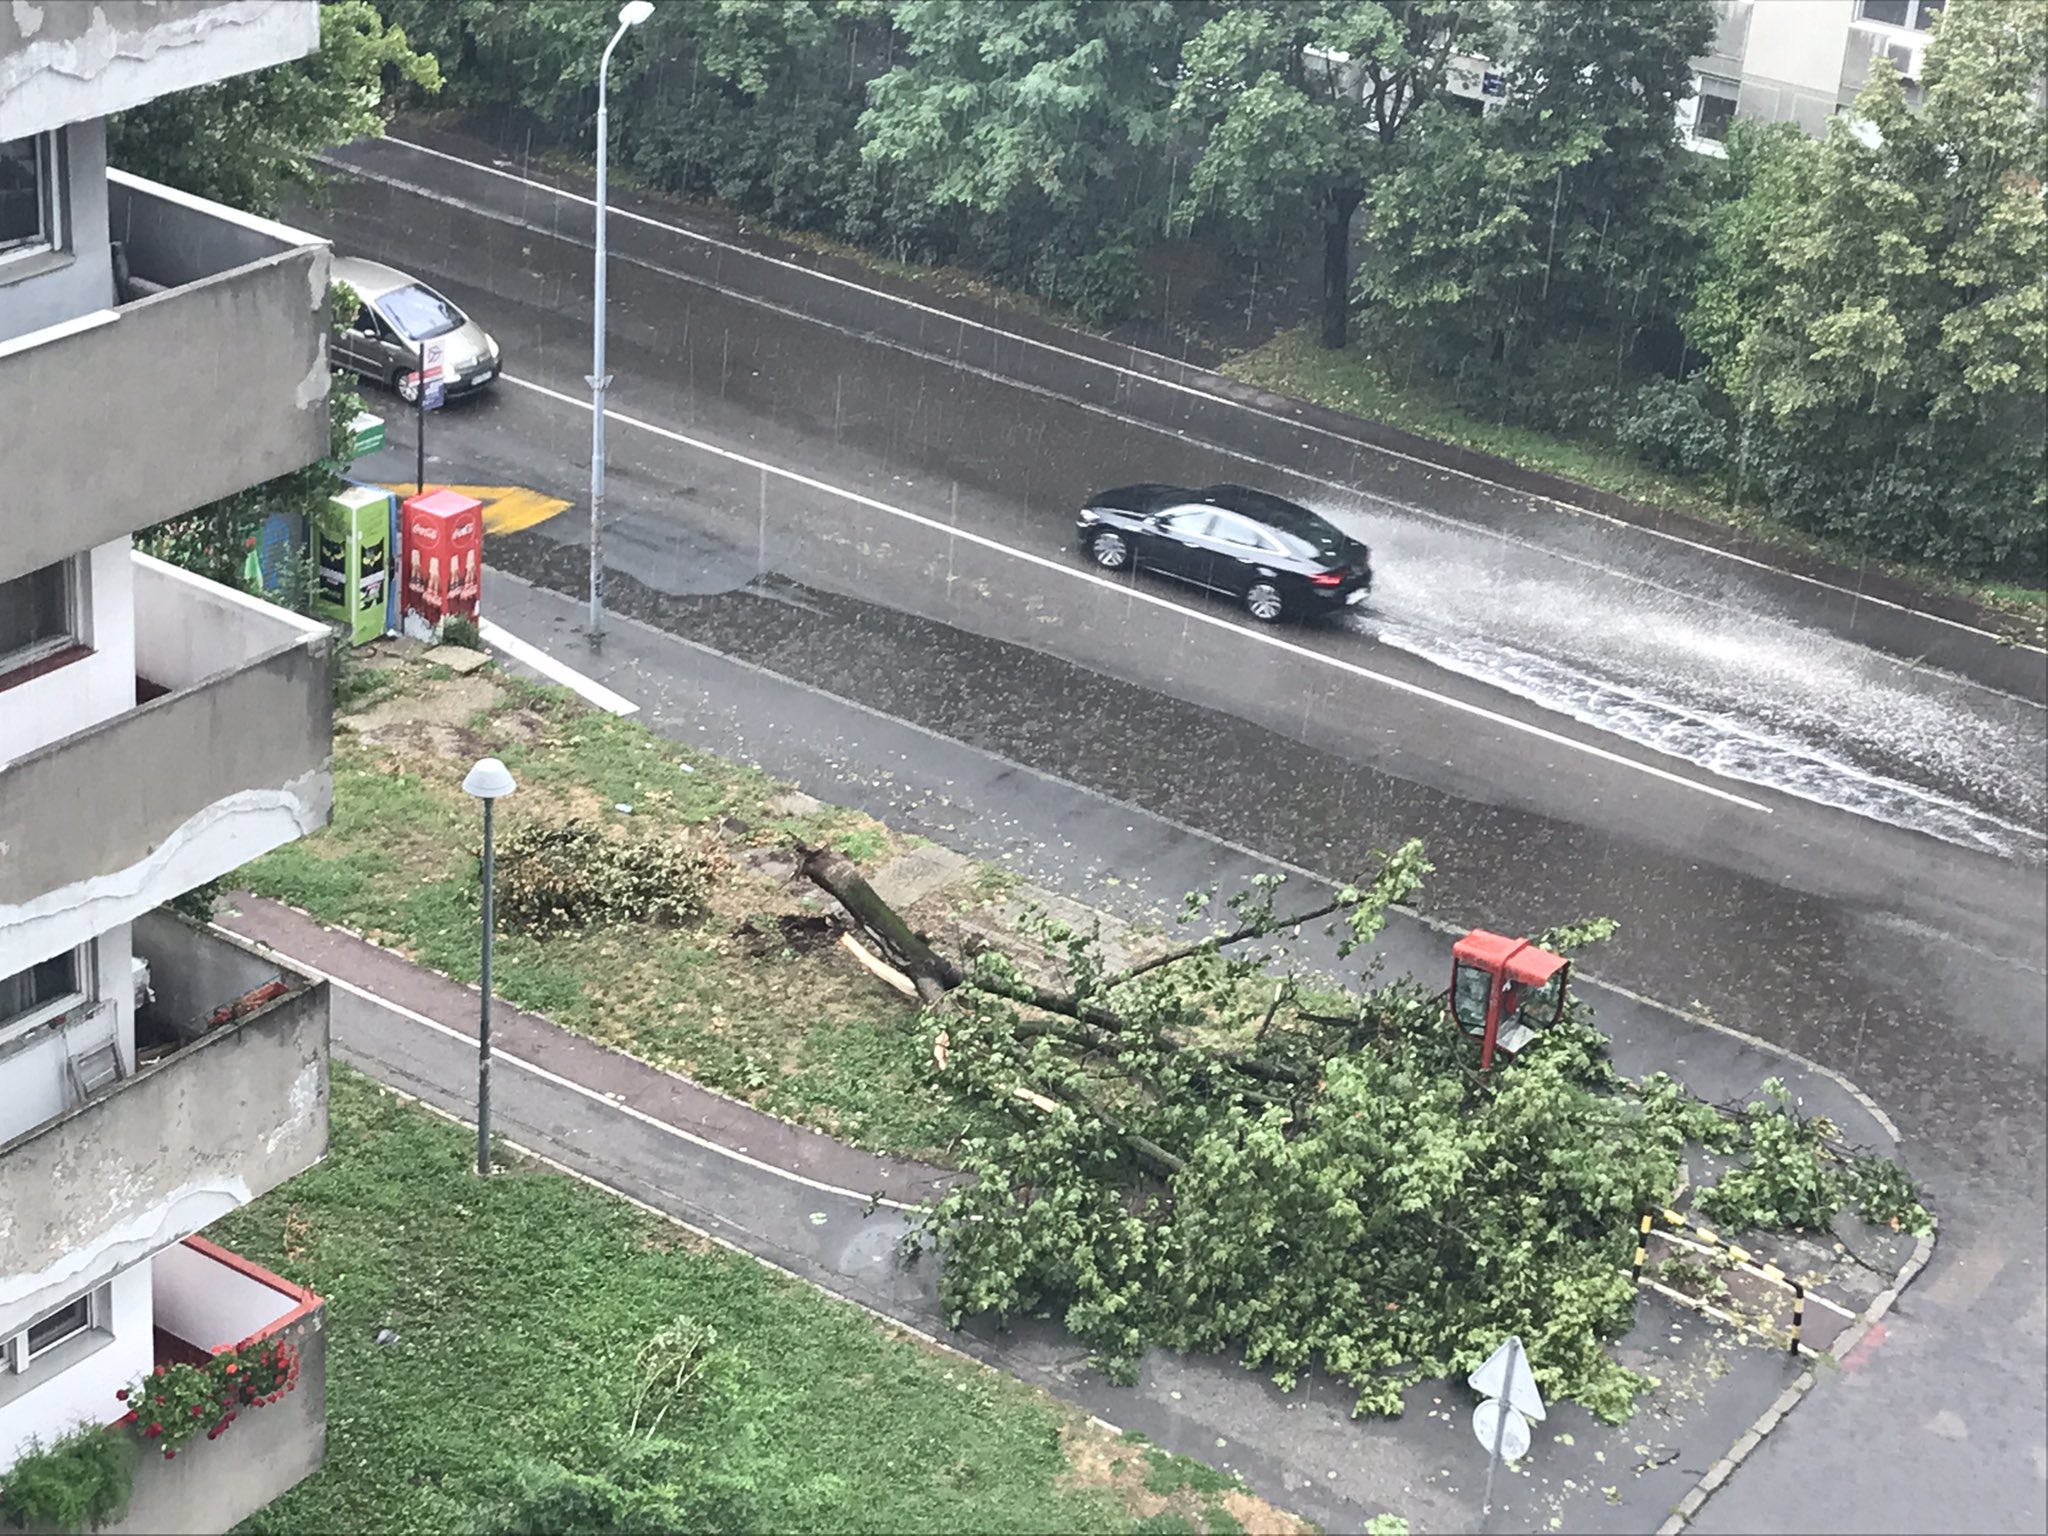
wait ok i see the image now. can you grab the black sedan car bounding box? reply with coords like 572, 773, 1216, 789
1075, 483, 1372, 623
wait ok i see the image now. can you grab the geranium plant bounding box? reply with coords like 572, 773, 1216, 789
114, 1332, 305, 1461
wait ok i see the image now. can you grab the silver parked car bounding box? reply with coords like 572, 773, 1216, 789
331, 256, 502, 403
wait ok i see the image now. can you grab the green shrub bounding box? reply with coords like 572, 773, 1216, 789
1616, 377, 1732, 480
495, 820, 722, 938
0, 1426, 133, 1533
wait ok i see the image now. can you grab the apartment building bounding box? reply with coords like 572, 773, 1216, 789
1684, 0, 1948, 148
2, 3, 337, 1526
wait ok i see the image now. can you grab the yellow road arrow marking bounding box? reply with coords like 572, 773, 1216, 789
378, 484, 572, 535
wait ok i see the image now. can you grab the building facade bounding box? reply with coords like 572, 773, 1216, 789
1, 2, 338, 1524
1682, 0, 1947, 149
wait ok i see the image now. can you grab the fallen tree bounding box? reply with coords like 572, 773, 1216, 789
795, 838, 1928, 1421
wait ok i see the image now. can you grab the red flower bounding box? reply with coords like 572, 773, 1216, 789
225, 1363, 238, 1376
115, 1388, 129, 1401
146, 1423, 162, 1438
122, 1412, 138, 1427
191, 1404, 204, 1417
163, 1449, 176, 1461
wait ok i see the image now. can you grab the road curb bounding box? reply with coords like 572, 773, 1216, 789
1654, 1223, 1938, 1536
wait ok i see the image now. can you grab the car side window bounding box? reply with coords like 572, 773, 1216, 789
1209, 513, 1275, 551
1162, 509, 1214, 537
350, 304, 375, 335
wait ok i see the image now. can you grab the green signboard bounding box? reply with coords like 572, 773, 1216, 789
313, 486, 392, 645
348, 411, 386, 459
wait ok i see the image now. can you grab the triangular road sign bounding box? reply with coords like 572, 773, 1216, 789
1470, 1336, 1547, 1422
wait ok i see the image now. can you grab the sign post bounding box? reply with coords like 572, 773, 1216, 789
414, 338, 445, 495
1470, 1335, 1545, 1524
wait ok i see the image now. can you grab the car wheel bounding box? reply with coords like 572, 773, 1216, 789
392, 368, 419, 404
1244, 580, 1286, 623
1090, 530, 1131, 571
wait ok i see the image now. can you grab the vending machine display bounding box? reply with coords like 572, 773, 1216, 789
399, 488, 485, 640
312, 486, 396, 645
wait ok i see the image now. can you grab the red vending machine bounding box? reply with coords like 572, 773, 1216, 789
399, 488, 484, 641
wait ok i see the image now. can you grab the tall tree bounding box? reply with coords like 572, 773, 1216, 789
107, 1, 438, 215
1687, 0, 2048, 573
860, 1, 1199, 318
1172, 1, 1479, 350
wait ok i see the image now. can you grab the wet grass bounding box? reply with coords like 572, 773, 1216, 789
241, 654, 980, 1158
217, 1071, 1297, 1536
1224, 328, 2048, 627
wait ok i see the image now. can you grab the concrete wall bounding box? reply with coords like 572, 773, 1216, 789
132, 547, 323, 689
107, 1310, 327, 1536
0, 536, 136, 767
0, 174, 330, 586
0, 1260, 152, 1472
151, 1240, 300, 1355
133, 907, 285, 1046
0, 967, 328, 1339
0, 118, 115, 342
1735, 0, 1857, 133
0, 1, 319, 143
0, 557, 332, 978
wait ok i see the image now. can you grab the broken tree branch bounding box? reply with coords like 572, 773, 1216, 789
798, 845, 962, 1007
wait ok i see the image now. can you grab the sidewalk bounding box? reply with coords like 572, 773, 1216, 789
221, 578, 1930, 1534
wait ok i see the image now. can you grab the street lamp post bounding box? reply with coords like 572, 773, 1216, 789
587, 0, 655, 648
462, 756, 517, 1175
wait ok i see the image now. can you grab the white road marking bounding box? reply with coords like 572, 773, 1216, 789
502, 373, 1771, 812
312, 965, 921, 1213
370, 134, 2043, 659
478, 615, 640, 715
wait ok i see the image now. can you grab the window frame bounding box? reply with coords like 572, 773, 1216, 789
1856, 0, 1943, 32
0, 942, 95, 1050
2, 1285, 112, 1378
0, 130, 65, 271
0, 557, 90, 680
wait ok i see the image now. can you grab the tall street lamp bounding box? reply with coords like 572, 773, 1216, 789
463, 756, 517, 1175
587, 0, 655, 647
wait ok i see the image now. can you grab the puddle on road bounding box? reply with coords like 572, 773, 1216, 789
1319, 505, 2047, 864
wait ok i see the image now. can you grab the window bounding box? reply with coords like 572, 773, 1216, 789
376, 283, 464, 342
1689, 75, 1741, 142
0, 133, 58, 262
0, 559, 84, 676
0, 946, 88, 1042
3, 1286, 110, 1378
1162, 509, 1215, 537
1208, 513, 1277, 552
1857, 0, 1944, 30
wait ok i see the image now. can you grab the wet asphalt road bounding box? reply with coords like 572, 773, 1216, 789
298, 138, 2046, 1534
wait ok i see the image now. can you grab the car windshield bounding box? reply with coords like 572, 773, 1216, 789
377, 284, 466, 342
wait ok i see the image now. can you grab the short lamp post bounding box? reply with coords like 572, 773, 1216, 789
463, 756, 517, 1175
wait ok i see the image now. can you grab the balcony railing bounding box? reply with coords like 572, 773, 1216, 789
0, 171, 331, 586
0, 922, 329, 1344
0, 554, 332, 974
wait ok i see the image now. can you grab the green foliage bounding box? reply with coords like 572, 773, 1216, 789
495, 820, 723, 937
1364, 1516, 1410, 1536
915, 853, 1926, 1424
166, 878, 229, 924
438, 613, 483, 651
108, 1, 438, 214
1686, 0, 2048, 576
1691, 1081, 1933, 1237
0, 1426, 132, 1534
1614, 375, 1731, 479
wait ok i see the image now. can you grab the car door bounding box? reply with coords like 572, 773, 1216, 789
335, 301, 380, 378
1201, 511, 1283, 594
1142, 507, 1217, 585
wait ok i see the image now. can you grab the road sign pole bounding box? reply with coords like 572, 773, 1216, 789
415, 381, 426, 496
1481, 1342, 1514, 1521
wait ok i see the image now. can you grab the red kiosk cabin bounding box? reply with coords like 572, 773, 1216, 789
1449, 930, 1572, 1070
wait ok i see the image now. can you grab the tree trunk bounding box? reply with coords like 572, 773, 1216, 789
797, 846, 960, 1005
1319, 189, 1363, 351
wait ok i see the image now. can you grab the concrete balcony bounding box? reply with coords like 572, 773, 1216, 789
0, 170, 331, 586
0, 555, 332, 976
0, 921, 329, 1345
109, 1238, 328, 1535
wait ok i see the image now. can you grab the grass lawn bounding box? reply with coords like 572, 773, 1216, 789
216, 1070, 1303, 1536
1224, 328, 2048, 625
242, 653, 981, 1158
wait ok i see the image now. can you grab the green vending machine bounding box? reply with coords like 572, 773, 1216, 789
314, 486, 393, 645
